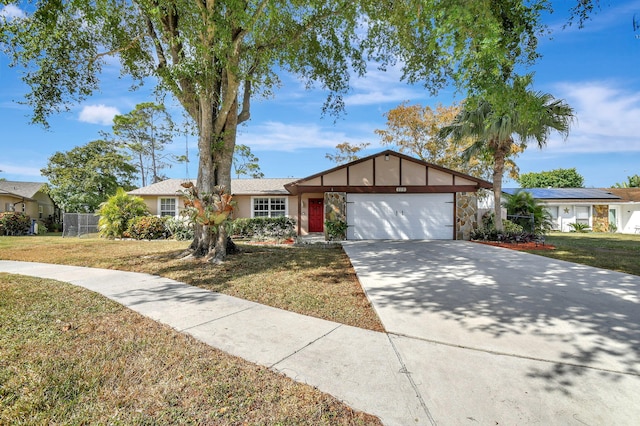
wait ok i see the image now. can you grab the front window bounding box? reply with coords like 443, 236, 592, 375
575, 206, 590, 225
159, 198, 177, 217
252, 197, 287, 218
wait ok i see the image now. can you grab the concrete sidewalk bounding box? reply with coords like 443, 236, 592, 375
0, 260, 428, 425
3, 258, 640, 425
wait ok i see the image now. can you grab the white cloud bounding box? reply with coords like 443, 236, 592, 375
238, 121, 371, 152
78, 104, 120, 125
344, 63, 433, 107
536, 81, 640, 154
0, 4, 26, 19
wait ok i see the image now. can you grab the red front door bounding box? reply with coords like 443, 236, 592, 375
308, 198, 324, 233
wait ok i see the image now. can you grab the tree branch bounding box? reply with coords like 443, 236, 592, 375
237, 79, 251, 124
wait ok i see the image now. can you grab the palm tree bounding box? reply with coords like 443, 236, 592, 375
440, 83, 574, 231
502, 190, 553, 234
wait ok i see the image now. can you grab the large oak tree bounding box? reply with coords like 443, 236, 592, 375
2, 0, 581, 260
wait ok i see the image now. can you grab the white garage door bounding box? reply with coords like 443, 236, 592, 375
346, 193, 454, 240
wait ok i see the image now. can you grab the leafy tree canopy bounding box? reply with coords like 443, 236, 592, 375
233, 144, 264, 179
108, 102, 177, 187
375, 102, 509, 181
1, 0, 589, 259
518, 168, 585, 188
325, 142, 371, 165
41, 140, 137, 213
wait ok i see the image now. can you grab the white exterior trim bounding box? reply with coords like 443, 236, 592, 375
250, 196, 289, 218
157, 197, 179, 217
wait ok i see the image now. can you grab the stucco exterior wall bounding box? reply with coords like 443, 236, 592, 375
349, 160, 374, 185
0, 192, 56, 221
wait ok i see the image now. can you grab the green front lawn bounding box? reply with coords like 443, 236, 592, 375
0, 236, 384, 332
0, 274, 380, 425
525, 232, 640, 276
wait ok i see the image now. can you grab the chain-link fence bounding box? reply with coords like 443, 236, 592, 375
62, 213, 100, 237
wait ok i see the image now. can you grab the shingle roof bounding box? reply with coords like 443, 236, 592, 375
128, 178, 298, 196
503, 188, 621, 201
0, 181, 47, 200
601, 188, 640, 202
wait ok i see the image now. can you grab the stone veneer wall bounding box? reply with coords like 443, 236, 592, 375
456, 192, 478, 240
592, 204, 609, 233
324, 192, 347, 240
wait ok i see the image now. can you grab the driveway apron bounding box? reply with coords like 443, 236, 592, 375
343, 240, 640, 425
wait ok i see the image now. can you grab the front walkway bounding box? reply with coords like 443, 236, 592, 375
0, 260, 428, 425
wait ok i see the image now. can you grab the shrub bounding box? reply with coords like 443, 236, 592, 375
0, 212, 31, 236
503, 190, 553, 234
36, 221, 48, 235
568, 222, 591, 233
325, 219, 347, 241
503, 220, 524, 234
230, 217, 296, 241
98, 188, 149, 238
127, 215, 170, 240
165, 216, 194, 241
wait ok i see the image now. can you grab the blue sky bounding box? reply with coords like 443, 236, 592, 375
1, 1, 640, 188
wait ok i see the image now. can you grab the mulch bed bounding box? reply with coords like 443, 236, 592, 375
473, 241, 556, 251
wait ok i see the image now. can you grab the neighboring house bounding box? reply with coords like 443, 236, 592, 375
0, 181, 58, 223
129, 150, 492, 240
502, 188, 640, 234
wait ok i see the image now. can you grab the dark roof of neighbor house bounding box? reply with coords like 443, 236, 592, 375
0, 181, 47, 200
601, 188, 640, 202
503, 188, 622, 201
128, 178, 298, 197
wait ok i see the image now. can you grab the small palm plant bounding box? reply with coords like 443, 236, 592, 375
98, 188, 149, 238
502, 190, 553, 234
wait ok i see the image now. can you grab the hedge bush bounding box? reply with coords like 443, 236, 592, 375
127, 216, 170, 240
230, 216, 296, 241
471, 219, 541, 243
0, 212, 31, 236
98, 188, 149, 239
165, 216, 195, 241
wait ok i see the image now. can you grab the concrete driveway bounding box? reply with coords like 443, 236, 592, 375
343, 240, 640, 425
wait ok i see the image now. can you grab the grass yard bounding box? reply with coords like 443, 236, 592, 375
0, 236, 384, 332
523, 232, 640, 276
0, 273, 381, 425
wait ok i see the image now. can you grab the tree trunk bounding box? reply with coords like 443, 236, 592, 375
492, 143, 508, 232
188, 87, 239, 262
189, 96, 216, 257
138, 152, 146, 187
209, 97, 239, 262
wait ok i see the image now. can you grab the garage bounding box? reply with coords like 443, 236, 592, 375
346, 193, 454, 240
284, 150, 492, 240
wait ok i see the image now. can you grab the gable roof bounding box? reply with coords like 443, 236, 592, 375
129, 178, 298, 197
0, 181, 47, 200
285, 149, 493, 194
